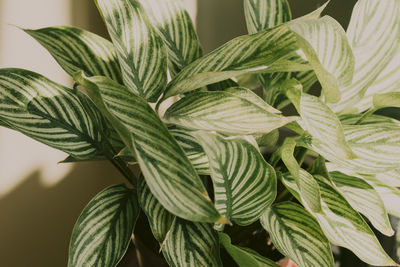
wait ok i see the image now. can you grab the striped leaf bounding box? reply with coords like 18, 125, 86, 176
356, 47, 400, 111
95, 0, 167, 102
76, 75, 223, 223
260, 202, 334, 267
219, 232, 279, 267
138, 176, 174, 243
162, 218, 222, 267
279, 138, 322, 212
328, 0, 400, 113
0, 68, 102, 159
163, 24, 303, 99
137, 0, 202, 77
339, 113, 400, 126
281, 173, 396, 266
164, 91, 296, 135
68, 184, 139, 267
25, 26, 122, 82
244, 0, 291, 34
362, 175, 400, 219
284, 80, 356, 160
194, 132, 277, 228
330, 171, 394, 236
169, 127, 210, 175
325, 124, 400, 173
288, 16, 355, 103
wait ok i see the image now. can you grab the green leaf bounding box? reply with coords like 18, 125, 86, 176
95, 0, 167, 102
254, 129, 279, 147
164, 91, 296, 135
169, 127, 210, 175
137, 0, 202, 76
219, 232, 279, 267
162, 218, 222, 267
68, 184, 139, 267
279, 138, 322, 212
288, 16, 355, 103
330, 171, 394, 236
116, 147, 137, 164
138, 176, 174, 243
284, 80, 356, 160
373, 92, 400, 109
339, 113, 400, 126
328, 0, 400, 113
194, 132, 276, 228
163, 24, 303, 99
281, 173, 396, 266
260, 202, 334, 267
24, 26, 122, 83
244, 0, 291, 34
0, 68, 102, 159
76, 75, 223, 223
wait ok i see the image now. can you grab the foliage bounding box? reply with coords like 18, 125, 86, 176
1, 0, 400, 266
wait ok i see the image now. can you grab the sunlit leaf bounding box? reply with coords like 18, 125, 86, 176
95, 0, 167, 102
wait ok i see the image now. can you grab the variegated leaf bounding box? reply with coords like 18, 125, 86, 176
329, 0, 400, 113
260, 202, 334, 267
279, 138, 322, 212
138, 176, 174, 243
288, 16, 355, 103
244, 0, 291, 34
281, 173, 396, 266
194, 132, 276, 228
76, 75, 222, 223
0, 68, 102, 159
219, 232, 279, 267
95, 0, 167, 102
169, 127, 210, 175
339, 113, 400, 126
373, 92, 400, 109
164, 91, 296, 135
25, 26, 122, 82
162, 218, 222, 267
330, 171, 393, 236
362, 175, 400, 219
138, 0, 202, 76
163, 24, 304, 99
68, 184, 139, 267
284, 80, 356, 160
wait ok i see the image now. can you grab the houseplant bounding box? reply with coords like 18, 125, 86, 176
1, 0, 400, 266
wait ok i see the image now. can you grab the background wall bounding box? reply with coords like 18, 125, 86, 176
0, 1, 356, 266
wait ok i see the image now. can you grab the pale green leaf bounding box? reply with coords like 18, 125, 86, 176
68, 184, 139, 267
244, 0, 291, 34
164, 91, 296, 135
76, 75, 222, 223
25, 26, 122, 83
163, 24, 303, 99
137, 0, 202, 76
0, 68, 102, 159
95, 0, 167, 102
138, 176, 174, 243
162, 218, 222, 267
260, 202, 334, 267
194, 132, 276, 228
169, 127, 210, 175
373, 92, 400, 109
284, 80, 356, 160
219, 232, 279, 267
328, 0, 400, 113
281, 173, 396, 266
279, 138, 322, 212
288, 16, 355, 103
330, 171, 394, 236
339, 113, 400, 127
363, 175, 400, 219
254, 129, 279, 147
